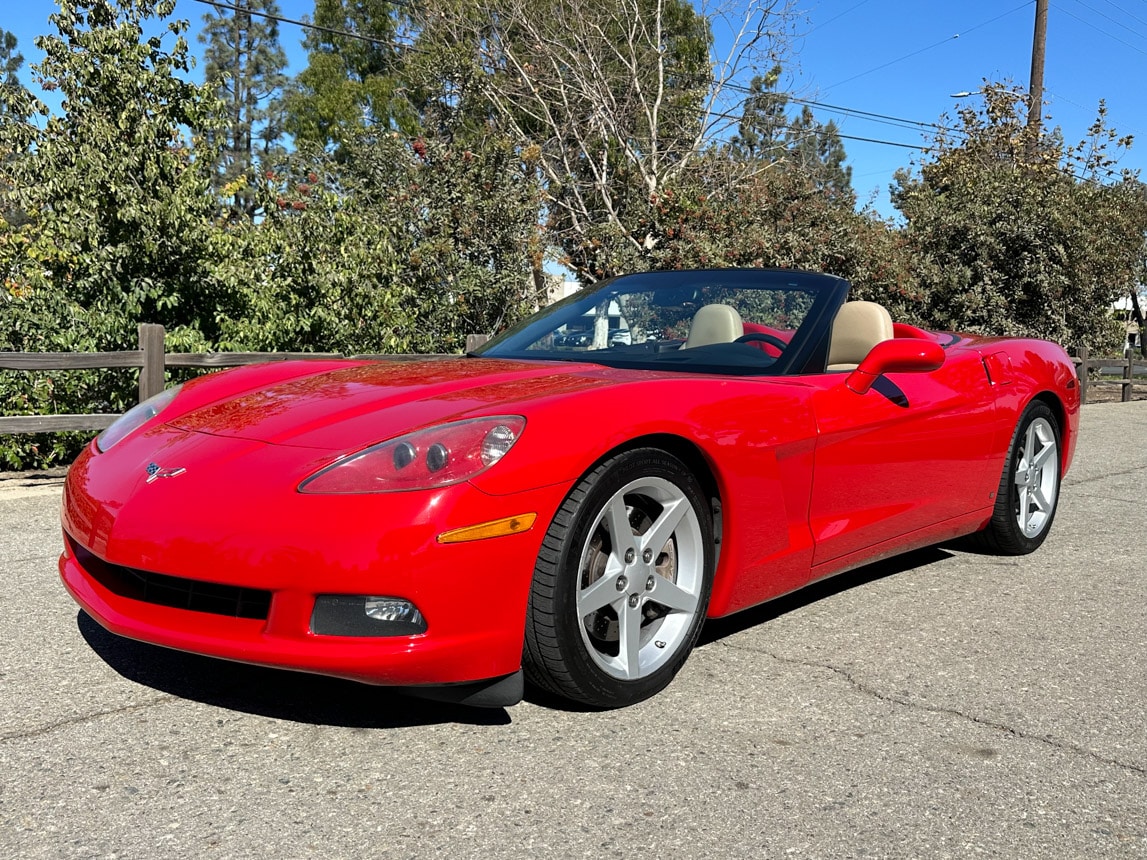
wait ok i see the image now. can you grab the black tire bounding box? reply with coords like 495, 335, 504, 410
523, 448, 715, 708
970, 400, 1062, 555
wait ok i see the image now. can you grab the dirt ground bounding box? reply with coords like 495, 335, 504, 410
1083, 380, 1146, 403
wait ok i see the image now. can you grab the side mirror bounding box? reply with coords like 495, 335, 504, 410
846, 339, 946, 395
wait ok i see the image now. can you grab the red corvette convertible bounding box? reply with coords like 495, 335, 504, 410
60, 269, 1079, 708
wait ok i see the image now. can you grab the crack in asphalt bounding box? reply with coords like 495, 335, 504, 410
721, 641, 1147, 778
0, 694, 177, 744
1067, 489, 1142, 506
1064, 465, 1146, 488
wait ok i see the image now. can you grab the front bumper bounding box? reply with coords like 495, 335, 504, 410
59, 433, 569, 689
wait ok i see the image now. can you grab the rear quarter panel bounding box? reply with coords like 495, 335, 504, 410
968, 337, 1081, 478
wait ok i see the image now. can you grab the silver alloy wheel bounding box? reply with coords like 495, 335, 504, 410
576, 476, 704, 680
1014, 415, 1059, 538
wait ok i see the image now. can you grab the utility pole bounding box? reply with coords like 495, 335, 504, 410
1028, 0, 1048, 140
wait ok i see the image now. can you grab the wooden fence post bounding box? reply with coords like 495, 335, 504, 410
138, 323, 166, 403
1076, 346, 1089, 404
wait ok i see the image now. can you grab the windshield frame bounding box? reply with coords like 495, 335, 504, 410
474, 268, 850, 376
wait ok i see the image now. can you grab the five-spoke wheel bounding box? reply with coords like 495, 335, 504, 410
523, 449, 714, 708
973, 401, 1062, 554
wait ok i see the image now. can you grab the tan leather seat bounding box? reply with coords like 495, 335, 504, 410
827, 301, 893, 371
685, 304, 744, 349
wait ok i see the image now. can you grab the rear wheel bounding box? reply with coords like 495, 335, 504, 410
523, 449, 714, 708
972, 401, 1061, 554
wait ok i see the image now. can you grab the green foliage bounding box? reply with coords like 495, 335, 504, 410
729, 66, 788, 161
0, 28, 27, 110
893, 85, 1147, 350
0, 0, 235, 467
0, 28, 31, 228
785, 106, 853, 201
730, 68, 853, 201
216, 131, 545, 354
644, 162, 922, 323
284, 0, 416, 148
1, 0, 236, 349
199, 0, 289, 217
4, 6, 1146, 471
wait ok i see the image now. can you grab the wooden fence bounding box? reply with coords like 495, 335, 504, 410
1073, 347, 1146, 404
0, 325, 1142, 435
0, 324, 490, 435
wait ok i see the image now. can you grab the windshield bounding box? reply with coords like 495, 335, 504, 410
477, 269, 848, 376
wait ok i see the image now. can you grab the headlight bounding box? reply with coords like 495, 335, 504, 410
95, 386, 183, 452
298, 416, 526, 494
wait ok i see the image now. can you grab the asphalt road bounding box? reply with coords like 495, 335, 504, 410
1, 402, 1144, 859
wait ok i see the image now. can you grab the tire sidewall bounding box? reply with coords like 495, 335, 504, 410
999, 402, 1062, 553
546, 448, 714, 707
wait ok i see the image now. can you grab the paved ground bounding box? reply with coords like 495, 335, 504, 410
1, 402, 1144, 859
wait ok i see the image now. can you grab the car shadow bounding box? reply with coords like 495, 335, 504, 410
77, 545, 957, 720
76, 611, 512, 728
524, 545, 958, 712
698, 545, 954, 646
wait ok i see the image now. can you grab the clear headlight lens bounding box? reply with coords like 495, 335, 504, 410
95, 385, 183, 453
298, 416, 526, 494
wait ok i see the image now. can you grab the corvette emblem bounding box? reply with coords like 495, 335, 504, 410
145, 463, 186, 484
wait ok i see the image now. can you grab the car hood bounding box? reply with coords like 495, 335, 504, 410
166, 357, 615, 451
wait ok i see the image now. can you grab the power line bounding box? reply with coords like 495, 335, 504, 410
1051, 1, 1147, 54
184, 0, 1123, 181
1065, 0, 1147, 40
190, 0, 412, 50
708, 106, 931, 154
823, 1, 1034, 92
1097, 0, 1147, 29
722, 80, 969, 139
789, 96, 967, 139
806, 0, 876, 35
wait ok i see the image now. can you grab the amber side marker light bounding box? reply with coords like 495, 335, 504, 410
437, 513, 538, 544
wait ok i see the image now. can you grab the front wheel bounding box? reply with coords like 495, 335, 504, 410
972, 401, 1061, 554
523, 449, 714, 708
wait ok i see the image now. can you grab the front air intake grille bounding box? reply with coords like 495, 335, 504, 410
66, 534, 271, 620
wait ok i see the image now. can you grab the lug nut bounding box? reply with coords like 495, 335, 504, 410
624, 548, 635, 564
646, 575, 655, 591
628, 594, 640, 608
616, 575, 628, 591
643, 548, 653, 563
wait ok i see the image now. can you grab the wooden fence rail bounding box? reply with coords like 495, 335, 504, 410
0, 325, 1142, 435
1072, 347, 1146, 404
0, 324, 490, 435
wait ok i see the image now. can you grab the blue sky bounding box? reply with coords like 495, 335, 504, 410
3, 0, 1145, 217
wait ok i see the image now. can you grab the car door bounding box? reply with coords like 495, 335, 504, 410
802, 349, 1000, 568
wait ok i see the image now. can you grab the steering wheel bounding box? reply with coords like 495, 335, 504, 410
733, 332, 788, 352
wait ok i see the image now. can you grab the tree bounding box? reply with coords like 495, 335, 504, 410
216, 131, 545, 354
0, 28, 25, 98
785, 105, 852, 200
425, 0, 797, 280
644, 157, 921, 322
0, 0, 242, 467
199, 0, 288, 217
284, 0, 416, 148
729, 65, 788, 161
0, 0, 234, 350
892, 84, 1147, 350
0, 28, 33, 226
728, 68, 852, 200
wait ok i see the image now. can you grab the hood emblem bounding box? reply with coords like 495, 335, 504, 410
145, 462, 187, 484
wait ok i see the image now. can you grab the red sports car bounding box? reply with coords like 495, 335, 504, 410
60, 269, 1079, 708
